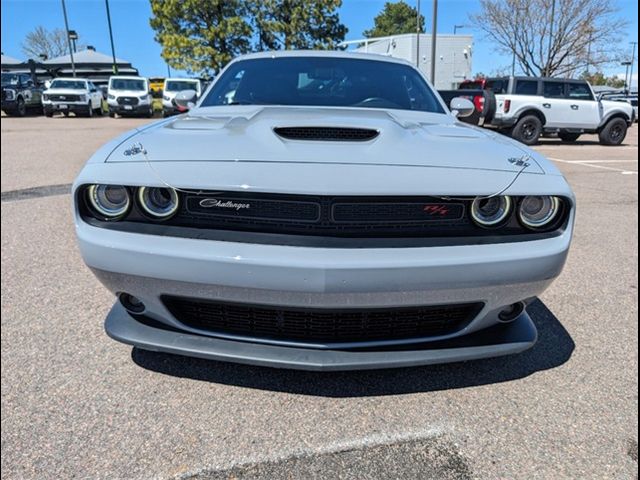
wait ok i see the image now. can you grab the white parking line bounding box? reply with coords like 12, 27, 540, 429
550, 157, 638, 175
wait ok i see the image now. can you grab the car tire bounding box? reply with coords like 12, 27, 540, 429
146, 108, 154, 118
86, 102, 94, 117
559, 132, 581, 143
45, 111, 54, 118
109, 110, 115, 118
15, 97, 27, 117
511, 115, 543, 145
598, 118, 628, 146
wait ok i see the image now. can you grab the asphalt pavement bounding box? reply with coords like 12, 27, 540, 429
1, 115, 638, 479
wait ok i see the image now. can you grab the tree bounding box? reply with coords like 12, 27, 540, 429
580, 71, 625, 88
469, 0, 628, 77
21, 26, 72, 60
252, 0, 347, 51
149, 0, 253, 76
364, 1, 424, 38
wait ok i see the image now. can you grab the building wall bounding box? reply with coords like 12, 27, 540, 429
355, 34, 474, 89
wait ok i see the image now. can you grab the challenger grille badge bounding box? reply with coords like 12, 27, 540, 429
198, 198, 251, 210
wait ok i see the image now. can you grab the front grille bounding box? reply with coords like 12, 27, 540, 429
162, 296, 481, 344
49, 94, 80, 101
274, 126, 379, 141
117, 96, 139, 105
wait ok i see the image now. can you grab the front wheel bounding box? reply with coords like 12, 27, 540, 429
15, 97, 27, 117
511, 115, 543, 146
599, 118, 628, 146
86, 102, 94, 117
559, 132, 581, 143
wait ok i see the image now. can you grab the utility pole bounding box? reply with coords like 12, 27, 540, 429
430, 0, 438, 84
60, 0, 76, 77
416, 0, 421, 68
105, 0, 118, 75
629, 42, 637, 94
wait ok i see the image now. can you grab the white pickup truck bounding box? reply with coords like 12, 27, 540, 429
486, 76, 635, 146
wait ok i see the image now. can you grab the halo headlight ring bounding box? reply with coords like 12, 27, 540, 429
86, 184, 131, 220
137, 186, 180, 219
470, 196, 513, 228
518, 196, 562, 229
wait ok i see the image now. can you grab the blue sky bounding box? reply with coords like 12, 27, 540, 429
1, 0, 637, 84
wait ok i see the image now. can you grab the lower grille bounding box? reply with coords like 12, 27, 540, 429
162, 296, 482, 345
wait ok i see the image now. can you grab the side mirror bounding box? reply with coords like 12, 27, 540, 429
174, 89, 198, 111
450, 97, 475, 118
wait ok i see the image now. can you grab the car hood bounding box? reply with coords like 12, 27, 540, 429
106, 106, 545, 174
601, 99, 634, 112
44, 88, 87, 95
109, 90, 146, 96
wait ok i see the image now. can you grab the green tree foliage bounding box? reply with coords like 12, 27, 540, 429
363, 1, 424, 38
150, 0, 347, 76
252, 0, 347, 50
580, 71, 625, 88
149, 0, 252, 76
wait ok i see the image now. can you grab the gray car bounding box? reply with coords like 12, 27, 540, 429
73, 51, 575, 370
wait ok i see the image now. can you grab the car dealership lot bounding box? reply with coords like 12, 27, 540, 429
1, 117, 637, 479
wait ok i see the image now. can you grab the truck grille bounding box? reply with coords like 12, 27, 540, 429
162, 296, 482, 344
49, 94, 80, 101
117, 96, 139, 105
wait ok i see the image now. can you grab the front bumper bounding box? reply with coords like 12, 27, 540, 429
106, 301, 537, 371
108, 103, 151, 115
44, 102, 87, 113
1, 99, 17, 110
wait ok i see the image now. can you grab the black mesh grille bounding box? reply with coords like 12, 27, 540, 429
117, 96, 139, 105
274, 127, 379, 141
49, 94, 80, 101
163, 296, 482, 344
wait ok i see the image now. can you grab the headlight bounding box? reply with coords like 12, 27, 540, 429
470, 196, 512, 227
139, 94, 150, 102
108, 94, 116, 100
42, 94, 49, 101
137, 187, 179, 219
163, 95, 170, 101
87, 185, 130, 219
78, 94, 87, 102
4, 89, 15, 100
518, 196, 561, 229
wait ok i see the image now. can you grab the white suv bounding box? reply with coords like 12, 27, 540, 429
43, 78, 103, 117
107, 76, 154, 118
161, 78, 202, 117
487, 77, 635, 145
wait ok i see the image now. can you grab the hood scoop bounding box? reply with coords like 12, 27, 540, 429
273, 126, 379, 142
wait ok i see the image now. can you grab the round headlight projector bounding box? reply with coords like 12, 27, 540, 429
470, 196, 512, 227
138, 186, 179, 219
519, 196, 561, 228
87, 184, 130, 219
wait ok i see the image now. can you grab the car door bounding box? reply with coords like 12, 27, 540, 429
88, 83, 101, 108
565, 82, 601, 129
541, 80, 570, 128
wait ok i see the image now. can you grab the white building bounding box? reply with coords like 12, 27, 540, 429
342, 33, 474, 90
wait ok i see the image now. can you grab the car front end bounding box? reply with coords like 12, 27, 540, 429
1, 85, 18, 112
73, 52, 575, 370
107, 77, 153, 117
42, 89, 90, 115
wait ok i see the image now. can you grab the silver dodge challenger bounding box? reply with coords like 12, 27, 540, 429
73, 51, 575, 370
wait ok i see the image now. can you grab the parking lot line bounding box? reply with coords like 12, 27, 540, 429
550, 157, 638, 174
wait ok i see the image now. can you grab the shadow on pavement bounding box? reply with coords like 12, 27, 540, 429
131, 299, 575, 398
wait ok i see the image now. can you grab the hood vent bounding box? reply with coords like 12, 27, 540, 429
274, 126, 379, 142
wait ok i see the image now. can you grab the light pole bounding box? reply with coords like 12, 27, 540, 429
622, 61, 632, 93
416, 0, 421, 68
629, 42, 637, 94
454, 25, 465, 35
68, 30, 78, 53
430, 0, 438, 84
105, 0, 118, 75
60, 0, 76, 77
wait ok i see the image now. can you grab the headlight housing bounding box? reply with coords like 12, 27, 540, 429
518, 196, 561, 229
137, 187, 179, 219
108, 94, 116, 100
470, 196, 513, 227
42, 93, 49, 101
87, 185, 130, 219
4, 89, 16, 100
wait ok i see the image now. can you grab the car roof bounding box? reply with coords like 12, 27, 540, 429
109, 76, 147, 80
230, 50, 415, 67
164, 77, 200, 82
52, 77, 89, 82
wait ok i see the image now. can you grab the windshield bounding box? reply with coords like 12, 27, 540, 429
110, 78, 147, 91
165, 80, 199, 92
201, 57, 445, 113
1, 73, 20, 86
50, 80, 86, 90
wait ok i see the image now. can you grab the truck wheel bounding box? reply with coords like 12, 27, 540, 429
511, 115, 542, 145
598, 118, 628, 146
559, 132, 581, 143
15, 97, 27, 117
86, 102, 94, 117
45, 110, 54, 118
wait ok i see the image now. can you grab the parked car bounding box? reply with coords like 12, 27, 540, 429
42, 78, 104, 117
149, 77, 165, 98
73, 51, 575, 371
161, 78, 202, 117
107, 76, 154, 118
603, 94, 638, 122
1, 72, 43, 117
438, 88, 496, 126
485, 76, 634, 145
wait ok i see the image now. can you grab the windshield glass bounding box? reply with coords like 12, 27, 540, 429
50, 80, 86, 90
165, 80, 199, 92
201, 57, 445, 113
110, 78, 147, 91
1, 73, 20, 86
459, 81, 483, 90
